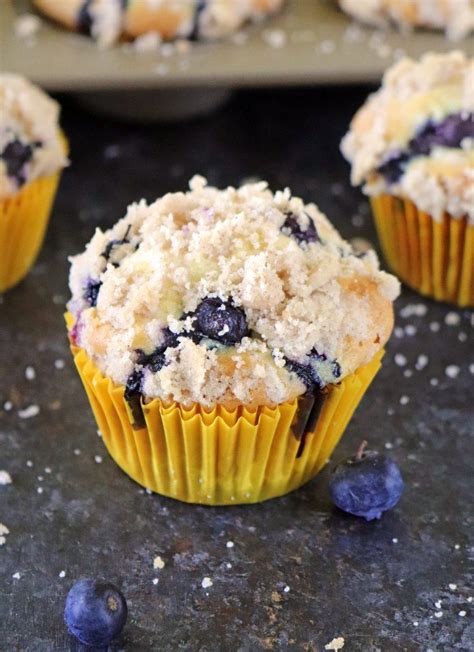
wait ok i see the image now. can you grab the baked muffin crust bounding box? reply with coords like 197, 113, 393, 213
68, 177, 399, 407
341, 51, 474, 220
0, 74, 67, 199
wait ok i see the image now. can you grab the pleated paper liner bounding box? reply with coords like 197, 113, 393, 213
0, 134, 67, 293
371, 194, 473, 307
70, 336, 384, 505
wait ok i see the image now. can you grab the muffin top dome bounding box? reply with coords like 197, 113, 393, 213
32, 0, 285, 48
338, 0, 474, 40
341, 51, 474, 221
68, 177, 399, 407
0, 74, 67, 199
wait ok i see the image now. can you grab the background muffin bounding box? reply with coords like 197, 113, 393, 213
341, 51, 474, 306
0, 74, 67, 292
338, 0, 474, 41
67, 176, 399, 504
33, 0, 285, 47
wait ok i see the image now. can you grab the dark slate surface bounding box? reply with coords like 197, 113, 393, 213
1, 88, 473, 652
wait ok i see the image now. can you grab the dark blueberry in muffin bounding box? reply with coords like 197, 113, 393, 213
84, 279, 102, 307
308, 349, 341, 379
135, 328, 179, 373
77, 0, 93, 35
285, 359, 323, 392
189, 0, 207, 40
432, 111, 473, 148
1, 139, 35, 187
193, 298, 249, 344
281, 213, 319, 246
101, 225, 131, 263
124, 368, 145, 427
378, 151, 410, 184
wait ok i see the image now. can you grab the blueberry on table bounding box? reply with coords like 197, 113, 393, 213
329, 441, 404, 521
194, 298, 249, 344
64, 578, 127, 647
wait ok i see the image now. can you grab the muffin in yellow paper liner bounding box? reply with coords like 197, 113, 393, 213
0, 167, 64, 292
371, 195, 474, 308
69, 325, 384, 505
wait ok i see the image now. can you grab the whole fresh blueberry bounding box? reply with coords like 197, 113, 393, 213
193, 298, 248, 344
281, 212, 319, 246
64, 578, 127, 647
432, 112, 473, 148
285, 358, 323, 392
378, 151, 410, 184
329, 442, 404, 521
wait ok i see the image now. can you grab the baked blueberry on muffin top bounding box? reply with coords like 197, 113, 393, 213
0, 74, 67, 199
68, 176, 399, 407
341, 52, 474, 221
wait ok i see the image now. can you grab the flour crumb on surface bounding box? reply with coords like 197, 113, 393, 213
201, 577, 213, 589
325, 637, 345, 651
153, 556, 165, 570
0, 471, 12, 485
0, 523, 10, 545
445, 365, 460, 379
18, 405, 40, 419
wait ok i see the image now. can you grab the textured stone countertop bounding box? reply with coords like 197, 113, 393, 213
1, 87, 472, 651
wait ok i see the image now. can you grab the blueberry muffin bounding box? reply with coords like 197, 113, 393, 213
33, 0, 285, 47
342, 51, 474, 306
338, 0, 474, 40
0, 74, 67, 292
67, 176, 399, 504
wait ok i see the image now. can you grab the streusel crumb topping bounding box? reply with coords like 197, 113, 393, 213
68, 177, 399, 406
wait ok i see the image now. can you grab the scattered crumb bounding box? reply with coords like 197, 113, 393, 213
469, 364, 474, 375
400, 395, 410, 405
25, 366, 36, 380
153, 556, 165, 570
415, 354, 429, 370
4, 401, 13, 411
133, 31, 162, 52
445, 365, 460, 379
385, 442, 393, 449
458, 332, 467, 342
404, 325, 417, 336
394, 353, 407, 367
325, 637, 345, 651
449, 583, 457, 591
0, 470, 12, 485
392, 538, 398, 544
73, 449, 81, 456
26, 460, 33, 467
0, 523, 10, 545
37, 487, 43, 494
413, 621, 419, 627
454, 544, 461, 550
394, 326, 404, 338
54, 359, 65, 370
459, 610, 467, 617
59, 570, 66, 578
262, 28, 287, 48
445, 312, 461, 326
94, 455, 103, 464
399, 303, 427, 318
434, 611, 443, 618
18, 405, 40, 419
430, 378, 439, 386
403, 369, 413, 378
152, 578, 159, 585
201, 577, 213, 589
435, 600, 442, 609
226, 562, 232, 569
45, 467, 51, 474
49, 400, 61, 411
226, 541, 234, 549
283, 585, 290, 593
12, 572, 21, 580
14, 13, 41, 39
319, 39, 336, 54
429, 322, 440, 332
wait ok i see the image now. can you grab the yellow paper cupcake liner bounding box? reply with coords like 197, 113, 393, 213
371, 194, 474, 307
0, 135, 67, 293
70, 334, 384, 505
